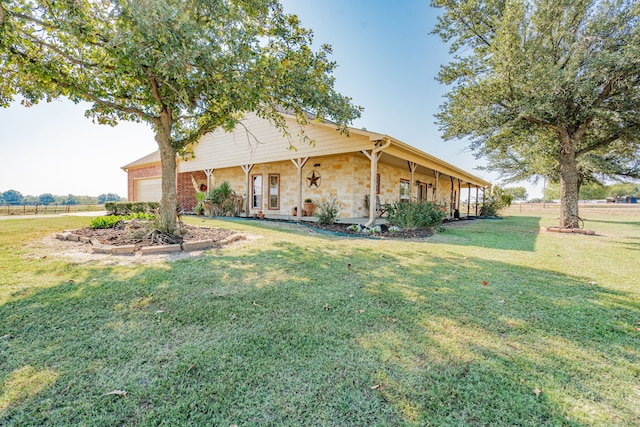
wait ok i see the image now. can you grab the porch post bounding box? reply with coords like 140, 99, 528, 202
291, 157, 309, 221
433, 171, 440, 203
203, 169, 214, 191
241, 164, 254, 217
467, 183, 471, 217
449, 176, 455, 217
362, 137, 391, 227
475, 186, 479, 216
408, 161, 417, 201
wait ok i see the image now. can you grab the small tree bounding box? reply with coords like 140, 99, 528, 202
1, 189, 23, 205
38, 193, 56, 205
480, 187, 513, 217
503, 187, 528, 202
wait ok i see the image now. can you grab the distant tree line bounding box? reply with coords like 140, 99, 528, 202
0, 190, 123, 206
522, 182, 640, 203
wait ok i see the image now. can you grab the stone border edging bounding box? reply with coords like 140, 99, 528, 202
55, 231, 243, 255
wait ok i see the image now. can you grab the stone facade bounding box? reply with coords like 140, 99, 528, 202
195, 153, 460, 218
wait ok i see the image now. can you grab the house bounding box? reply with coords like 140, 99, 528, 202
121, 112, 491, 225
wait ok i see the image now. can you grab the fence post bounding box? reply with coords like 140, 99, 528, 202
35, 203, 38, 214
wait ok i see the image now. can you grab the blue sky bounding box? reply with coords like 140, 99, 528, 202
0, 0, 541, 199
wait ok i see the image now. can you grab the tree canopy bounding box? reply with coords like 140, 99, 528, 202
1, 0, 361, 231
432, 0, 640, 228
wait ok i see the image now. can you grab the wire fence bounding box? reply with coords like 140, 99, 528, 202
0, 204, 105, 216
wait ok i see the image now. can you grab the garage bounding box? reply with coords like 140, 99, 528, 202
134, 177, 162, 202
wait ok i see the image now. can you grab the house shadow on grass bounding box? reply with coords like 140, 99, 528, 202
1, 239, 638, 425
431, 215, 542, 252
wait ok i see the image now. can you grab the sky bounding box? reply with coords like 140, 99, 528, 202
0, 0, 542, 199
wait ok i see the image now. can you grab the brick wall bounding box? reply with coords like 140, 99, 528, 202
177, 171, 207, 212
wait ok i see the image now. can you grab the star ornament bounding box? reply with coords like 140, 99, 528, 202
307, 171, 321, 189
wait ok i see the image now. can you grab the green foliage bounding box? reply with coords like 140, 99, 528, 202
207, 181, 235, 205
37, 193, 56, 205
89, 211, 155, 229
503, 186, 528, 202
316, 196, 342, 225
432, 0, 640, 227
1, 189, 23, 205
97, 193, 121, 204
105, 201, 158, 215
384, 200, 446, 230
204, 181, 241, 216
1, 0, 361, 232
607, 182, 640, 198
480, 187, 513, 216
89, 215, 123, 229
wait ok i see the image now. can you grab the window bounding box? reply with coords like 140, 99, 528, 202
251, 174, 262, 209
400, 179, 410, 201
268, 174, 280, 209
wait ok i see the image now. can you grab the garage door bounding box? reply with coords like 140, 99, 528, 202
134, 178, 162, 202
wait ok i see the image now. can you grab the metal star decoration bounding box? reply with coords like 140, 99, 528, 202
307, 171, 321, 189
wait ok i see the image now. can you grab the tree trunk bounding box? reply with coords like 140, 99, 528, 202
155, 115, 178, 233
559, 134, 580, 228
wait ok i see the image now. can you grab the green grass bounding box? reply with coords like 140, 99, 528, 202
1, 212, 639, 426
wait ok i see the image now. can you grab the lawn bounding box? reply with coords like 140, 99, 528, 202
1, 211, 638, 426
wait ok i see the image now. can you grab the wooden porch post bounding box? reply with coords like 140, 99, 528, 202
449, 176, 455, 217
467, 183, 471, 217
291, 157, 309, 221
203, 169, 214, 192
433, 171, 440, 203
408, 161, 417, 201
241, 164, 254, 217
475, 186, 479, 216
362, 138, 391, 227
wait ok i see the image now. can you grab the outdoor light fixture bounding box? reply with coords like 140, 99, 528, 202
314, 163, 321, 167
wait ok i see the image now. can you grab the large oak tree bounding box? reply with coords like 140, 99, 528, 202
432, 0, 640, 228
1, 0, 361, 232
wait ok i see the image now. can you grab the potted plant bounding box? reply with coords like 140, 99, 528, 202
303, 198, 314, 216
194, 191, 206, 215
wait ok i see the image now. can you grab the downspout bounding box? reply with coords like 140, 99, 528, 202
363, 137, 391, 228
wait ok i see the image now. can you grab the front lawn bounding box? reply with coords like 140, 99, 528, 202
1, 213, 638, 425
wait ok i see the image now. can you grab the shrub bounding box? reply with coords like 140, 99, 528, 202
316, 196, 342, 225
480, 187, 513, 216
384, 200, 446, 230
90, 215, 124, 229
204, 181, 241, 216
105, 201, 158, 215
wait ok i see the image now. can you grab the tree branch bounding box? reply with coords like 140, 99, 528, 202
576, 123, 639, 157
519, 115, 558, 131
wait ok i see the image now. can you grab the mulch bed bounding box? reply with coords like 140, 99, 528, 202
305, 222, 436, 239
70, 221, 236, 250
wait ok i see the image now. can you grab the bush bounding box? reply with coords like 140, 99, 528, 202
90, 215, 124, 229
90, 212, 156, 229
480, 187, 513, 216
384, 200, 446, 230
105, 201, 159, 215
316, 196, 342, 225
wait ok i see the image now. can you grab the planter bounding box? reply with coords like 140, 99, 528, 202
303, 202, 314, 217
291, 206, 298, 216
